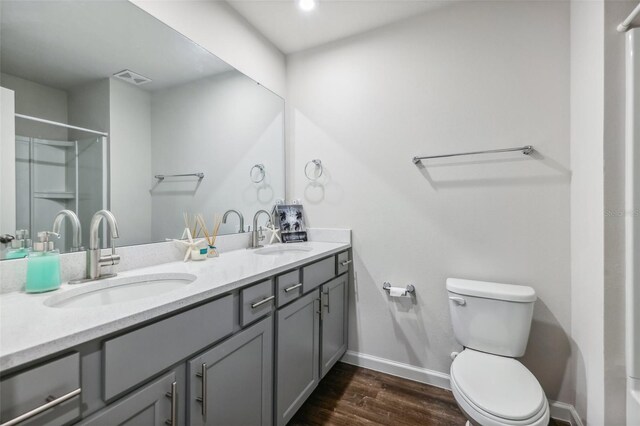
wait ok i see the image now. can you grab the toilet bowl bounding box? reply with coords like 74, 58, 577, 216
446, 278, 550, 426
450, 349, 549, 426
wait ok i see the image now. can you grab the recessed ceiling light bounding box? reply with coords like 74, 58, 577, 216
298, 0, 316, 12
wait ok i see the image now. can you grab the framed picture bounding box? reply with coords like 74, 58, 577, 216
275, 204, 307, 243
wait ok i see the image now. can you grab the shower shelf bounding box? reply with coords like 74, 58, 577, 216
33, 192, 75, 200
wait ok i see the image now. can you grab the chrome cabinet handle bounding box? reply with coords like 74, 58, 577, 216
449, 296, 466, 306
340, 259, 352, 267
164, 381, 177, 426
196, 363, 207, 418
315, 298, 323, 320
251, 295, 275, 309
284, 283, 302, 293
1, 388, 82, 426
323, 290, 330, 314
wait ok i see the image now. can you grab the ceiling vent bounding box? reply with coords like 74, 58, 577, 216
112, 69, 151, 86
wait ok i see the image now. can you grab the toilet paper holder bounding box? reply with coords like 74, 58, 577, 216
382, 282, 415, 296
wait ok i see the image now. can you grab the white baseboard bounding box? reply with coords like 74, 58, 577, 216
340, 350, 451, 390
548, 400, 584, 426
341, 350, 582, 426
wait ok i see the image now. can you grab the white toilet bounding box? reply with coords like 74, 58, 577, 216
446, 278, 550, 426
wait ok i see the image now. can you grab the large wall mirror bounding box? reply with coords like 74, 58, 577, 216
0, 0, 285, 259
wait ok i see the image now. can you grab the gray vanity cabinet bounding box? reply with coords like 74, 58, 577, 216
275, 290, 321, 426
188, 316, 273, 426
0, 352, 81, 426
1, 250, 350, 426
320, 274, 349, 378
79, 371, 177, 426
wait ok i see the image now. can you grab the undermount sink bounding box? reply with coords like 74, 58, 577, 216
254, 245, 313, 256
44, 273, 196, 308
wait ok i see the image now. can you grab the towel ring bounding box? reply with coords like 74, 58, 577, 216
304, 159, 323, 181
250, 164, 266, 183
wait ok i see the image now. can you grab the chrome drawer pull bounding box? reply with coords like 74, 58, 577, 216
165, 381, 177, 426
1, 388, 81, 426
340, 259, 352, 267
323, 290, 330, 314
196, 363, 207, 418
251, 295, 275, 309
284, 283, 302, 293
315, 298, 323, 319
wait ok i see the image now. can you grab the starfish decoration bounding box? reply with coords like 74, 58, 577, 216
167, 228, 206, 262
267, 221, 282, 244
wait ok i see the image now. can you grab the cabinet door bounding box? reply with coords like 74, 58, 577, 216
320, 274, 348, 378
275, 290, 320, 426
79, 371, 176, 426
188, 316, 273, 426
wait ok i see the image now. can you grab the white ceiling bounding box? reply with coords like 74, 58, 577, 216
227, 0, 449, 54
0, 1, 233, 92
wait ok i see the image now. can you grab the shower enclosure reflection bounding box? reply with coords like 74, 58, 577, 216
15, 131, 106, 254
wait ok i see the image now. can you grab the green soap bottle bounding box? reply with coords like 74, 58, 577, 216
26, 231, 61, 294
6, 229, 31, 259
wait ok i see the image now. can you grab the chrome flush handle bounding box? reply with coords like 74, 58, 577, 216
449, 296, 466, 306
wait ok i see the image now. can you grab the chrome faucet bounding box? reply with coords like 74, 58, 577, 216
222, 209, 245, 233
71, 210, 120, 283
250, 210, 271, 249
52, 210, 82, 252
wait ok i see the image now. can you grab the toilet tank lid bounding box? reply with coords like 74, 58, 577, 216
446, 278, 536, 302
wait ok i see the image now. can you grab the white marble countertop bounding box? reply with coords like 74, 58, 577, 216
0, 241, 350, 371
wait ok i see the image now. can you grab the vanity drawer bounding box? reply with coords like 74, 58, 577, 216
103, 294, 233, 401
302, 256, 336, 293
240, 279, 274, 327
276, 269, 302, 308
336, 251, 351, 275
0, 352, 81, 426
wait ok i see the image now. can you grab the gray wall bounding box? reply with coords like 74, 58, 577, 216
287, 0, 573, 405
604, 1, 637, 424
109, 78, 152, 247
569, 1, 605, 423
1, 73, 68, 140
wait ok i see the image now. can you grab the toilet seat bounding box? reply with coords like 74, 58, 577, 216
450, 349, 549, 426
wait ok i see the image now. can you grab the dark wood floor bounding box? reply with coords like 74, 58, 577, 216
289, 362, 569, 426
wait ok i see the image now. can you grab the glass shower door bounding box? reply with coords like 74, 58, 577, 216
14, 135, 106, 253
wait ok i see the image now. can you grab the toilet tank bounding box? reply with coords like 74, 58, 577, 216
446, 278, 536, 357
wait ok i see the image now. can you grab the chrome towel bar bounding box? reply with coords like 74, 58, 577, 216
412, 145, 534, 164
155, 173, 204, 180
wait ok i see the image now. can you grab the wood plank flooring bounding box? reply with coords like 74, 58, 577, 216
289, 362, 570, 426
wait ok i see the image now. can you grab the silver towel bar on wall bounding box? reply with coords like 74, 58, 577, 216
412, 145, 534, 164
155, 173, 205, 180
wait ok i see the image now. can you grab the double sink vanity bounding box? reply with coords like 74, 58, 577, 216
0, 240, 352, 426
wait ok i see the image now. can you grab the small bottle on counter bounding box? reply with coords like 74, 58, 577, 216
6, 229, 31, 259
191, 246, 208, 261
25, 231, 61, 293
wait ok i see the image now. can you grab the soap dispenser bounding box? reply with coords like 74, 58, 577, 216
6, 229, 31, 259
26, 231, 61, 293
